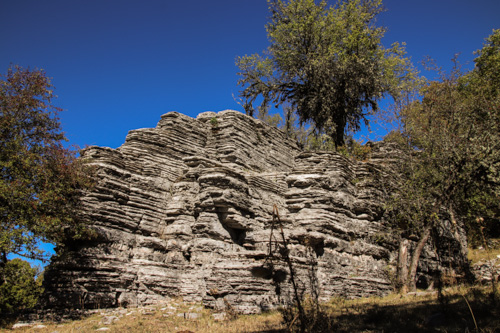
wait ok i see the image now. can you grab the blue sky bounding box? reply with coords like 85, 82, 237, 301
1, 0, 499, 150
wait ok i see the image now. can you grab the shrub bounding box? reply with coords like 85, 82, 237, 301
0, 259, 43, 327
210, 116, 218, 128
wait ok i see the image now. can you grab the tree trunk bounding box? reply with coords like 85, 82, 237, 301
334, 116, 346, 148
406, 226, 432, 292
397, 239, 409, 293
0, 252, 7, 285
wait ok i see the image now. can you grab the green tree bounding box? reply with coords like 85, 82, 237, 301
257, 104, 283, 128
473, 29, 500, 94
386, 30, 500, 292
0, 258, 43, 324
0, 65, 94, 268
236, 0, 417, 147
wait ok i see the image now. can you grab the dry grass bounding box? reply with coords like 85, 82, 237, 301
468, 238, 500, 264
4, 284, 499, 333
4, 242, 500, 332
326, 285, 500, 332
4, 300, 284, 333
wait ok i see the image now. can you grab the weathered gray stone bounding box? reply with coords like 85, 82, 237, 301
42, 110, 468, 314
100, 316, 118, 325
212, 312, 227, 321
473, 258, 500, 284
177, 313, 201, 320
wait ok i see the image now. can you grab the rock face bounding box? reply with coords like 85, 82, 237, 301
43, 110, 468, 313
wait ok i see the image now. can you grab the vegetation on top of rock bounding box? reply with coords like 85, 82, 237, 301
236, 0, 418, 147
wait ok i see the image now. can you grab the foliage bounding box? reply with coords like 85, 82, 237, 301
256, 104, 283, 128
473, 29, 500, 94
337, 137, 372, 160
386, 30, 500, 291
236, 0, 417, 147
0, 65, 94, 266
0, 258, 43, 312
0, 258, 43, 326
210, 116, 218, 128
302, 131, 336, 151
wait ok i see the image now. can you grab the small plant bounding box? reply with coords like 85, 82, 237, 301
337, 138, 372, 161
254, 204, 336, 332
223, 298, 239, 321
210, 117, 218, 129
351, 177, 363, 185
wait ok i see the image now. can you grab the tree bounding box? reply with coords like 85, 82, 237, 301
386, 30, 500, 292
236, 0, 417, 147
0, 258, 43, 324
0, 65, 94, 268
473, 29, 500, 94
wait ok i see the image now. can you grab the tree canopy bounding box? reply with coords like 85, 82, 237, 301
0, 65, 94, 267
236, 0, 417, 147
385, 29, 500, 291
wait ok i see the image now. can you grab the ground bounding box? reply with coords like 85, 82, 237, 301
3, 243, 500, 332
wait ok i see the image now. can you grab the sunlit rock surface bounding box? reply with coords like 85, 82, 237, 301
43, 110, 468, 313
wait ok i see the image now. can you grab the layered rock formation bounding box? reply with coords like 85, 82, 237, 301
43, 110, 468, 313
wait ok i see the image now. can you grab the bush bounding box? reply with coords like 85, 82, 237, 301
0, 259, 43, 327
337, 138, 372, 161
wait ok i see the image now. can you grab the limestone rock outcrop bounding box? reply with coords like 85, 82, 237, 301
43, 110, 468, 313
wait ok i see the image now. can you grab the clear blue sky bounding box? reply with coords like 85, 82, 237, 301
1, 0, 499, 149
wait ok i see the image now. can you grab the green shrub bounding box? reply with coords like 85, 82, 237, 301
210, 116, 218, 128
0, 259, 43, 327
337, 138, 372, 161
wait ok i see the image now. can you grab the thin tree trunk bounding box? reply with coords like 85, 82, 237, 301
284, 106, 293, 139
0, 252, 7, 284
397, 239, 409, 293
273, 205, 306, 333
406, 226, 432, 292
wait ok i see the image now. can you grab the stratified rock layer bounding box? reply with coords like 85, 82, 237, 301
43, 111, 468, 313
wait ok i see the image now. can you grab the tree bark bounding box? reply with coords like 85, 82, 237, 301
397, 239, 409, 293
334, 115, 346, 148
406, 226, 432, 292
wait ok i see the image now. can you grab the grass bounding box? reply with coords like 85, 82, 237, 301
5, 284, 499, 332
4, 300, 284, 333
468, 238, 500, 264
325, 285, 499, 332
4, 241, 499, 332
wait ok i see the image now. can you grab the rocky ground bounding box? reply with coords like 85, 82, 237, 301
9, 298, 282, 332
7, 282, 500, 332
